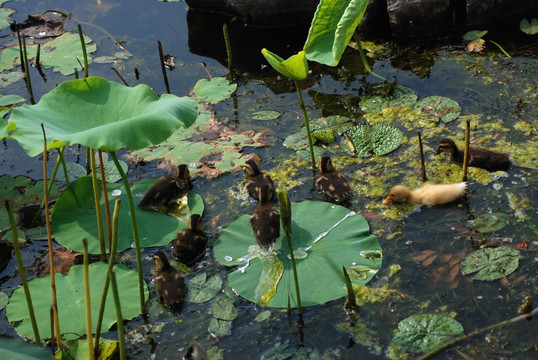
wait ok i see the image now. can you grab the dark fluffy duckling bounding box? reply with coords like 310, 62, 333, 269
250, 185, 280, 249
245, 159, 275, 201
139, 164, 191, 209
172, 214, 208, 266
436, 138, 511, 172
153, 251, 186, 310
315, 156, 352, 202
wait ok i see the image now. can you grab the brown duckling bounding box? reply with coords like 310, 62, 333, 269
172, 214, 208, 266
383, 182, 466, 206
315, 156, 352, 202
139, 164, 191, 209
250, 185, 280, 249
245, 158, 275, 201
153, 251, 186, 310
436, 138, 511, 172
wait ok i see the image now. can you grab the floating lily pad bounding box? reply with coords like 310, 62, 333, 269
461, 247, 520, 281
8, 76, 198, 157
468, 212, 509, 233
520, 18, 538, 35
214, 201, 382, 308
209, 318, 232, 337
211, 296, 238, 321
414, 96, 461, 123
359, 85, 417, 113
346, 123, 403, 157
463, 30, 488, 41
251, 110, 281, 121
6, 262, 148, 342
186, 273, 223, 303
191, 77, 237, 104
254, 310, 271, 322
0, 291, 8, 310
392, 314, 464, 353
0, 337, 55, 360
51, 176, 203, 254
0, 7, 15, 31
284, 115, 353, 151
57, 338, 118, 360
0, 94, 25, 118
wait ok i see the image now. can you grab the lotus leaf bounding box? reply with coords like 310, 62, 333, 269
0, 291, 7, 310
57, 338, 118, 360
191, 77, 237, 104
461, 247, 520, 281
359, 85, 417, 113
304, 0, 369, 66
186, 273, 223, 303
251, 110, 281, 121
0, 337, 55, 360
468, 212, 509, 233
414, 96, 461, 123
209, 318, 231, 337
346, 123, 403, 157
392, 314, 464, 353
6, 262, 149, 342
261, 49, 308, 81
0, 7, 15, 31
8, 76, 198, 157
0, 93, 25, 118
520, 18, 538, 35
51, 176, 203, 254
211, 296, 238, 321
214, 201, 382, 308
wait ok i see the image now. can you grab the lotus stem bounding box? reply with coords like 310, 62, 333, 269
41, 124, 62, 349
89, 148, 106, 261
77, 24, 89, 78
98, 150, 113, 255
489, 40, 511, 59
417, 130, 427, 181
222, 23, 233, 81
82, 239, 95, 360
352, 33, 385, 81
462, 119, 470, 182
5, 200, 41, 345
49, 306, 54, 353
35, 43, 47, 81
157, 40, 171, 94
110, 270, 127, 360
21, 35, 36, 104
94, 198, 121, 355
342, 266, 358, 315
109, 151, 146, 313
293, 79, 316, 170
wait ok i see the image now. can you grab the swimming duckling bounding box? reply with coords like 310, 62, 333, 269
383, 182, 466, 206
245, 158, 275, 201
315, 156, 352, 202
172, 214, 207, 266
436, 138, 511, 172
250, 185, 280, 249
153, 251, 186, 310
139, 164, 191, 209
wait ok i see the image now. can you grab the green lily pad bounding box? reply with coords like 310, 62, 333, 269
461, 247, 520, 281
414, 96, 461, 123
346, 123, 403, 157
0, 93, 25, 118
392, 314, 464, 353
254, 310, 271, 322
468, 212, 509, 233
56, 338, 118, 360
51, 176, 203, 254
359, 85, 417, 113
0, 291, 8, 310
463, 30, 488, 41
0, 337, 55, 360
0, 8, 15, 31
6, 262, 148, 342
191, 77, 237, 104
214, 201, 382, 308
8, 76, 198, 157
186, 273, 223, 303
39, 33, 97, 75
520, 18, 538, 35
251, 110, 281, 121
208, 318, 232, 337
211, 296, 238, 321
283, 115, 353, 151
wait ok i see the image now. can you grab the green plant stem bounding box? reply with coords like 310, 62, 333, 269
57, 146, 70, 184
5, 200, 41, 345
109, 151, 146, 313
417, 130, 427, 181
342, 266, 358, 315
293, 79, 316, 170
94, 199, 121, 355
462, 119, 470, 182
82, 239, 95, 360
98, 150, 113, 255
489, 40, 511, 58
21, 35, 35, 104
222, 23, 233, 82
352, 33, 385, 81
285, 231, 302, 314
77, 24, 89, 77
109, 270, 126, 360
89, 148, 106, 261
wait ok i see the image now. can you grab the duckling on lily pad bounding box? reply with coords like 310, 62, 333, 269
315, 156, 352, 202
153, 251, 186, 311
436, 138, 511, 172
245, 158, 275, 201
383, 182, 466, 206
138, 164, 192, 209
250, 185, 280, 249
172, 214, 208, 266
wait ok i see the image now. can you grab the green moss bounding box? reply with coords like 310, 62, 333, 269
352, 283, 399, 307
267, 157, 309, 190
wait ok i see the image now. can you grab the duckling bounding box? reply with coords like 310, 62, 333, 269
436, 138, 511, 172
315, 156, 352, 202
153, 251, 186, 310
382, 182, 466, 206
245, 158, 275, 201
250, 185, 280, 249
172, 214, 208, 266
139, 164, 191, 209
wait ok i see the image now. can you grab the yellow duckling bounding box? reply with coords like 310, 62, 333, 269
172, 214, 208, 266
315, 156, 352, 202
153, 251, 186, 311
139, 164, 191, 209
245, 158, 275, 201
383, 182, 466, 206
250, 185, 280, 249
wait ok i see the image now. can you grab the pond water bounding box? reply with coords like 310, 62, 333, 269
1, 0, 537, 359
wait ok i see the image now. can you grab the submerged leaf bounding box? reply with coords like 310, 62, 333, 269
461, 247, 520, 281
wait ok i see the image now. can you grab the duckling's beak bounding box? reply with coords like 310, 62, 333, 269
435, 147, 441, 155
382, 196, 393, 204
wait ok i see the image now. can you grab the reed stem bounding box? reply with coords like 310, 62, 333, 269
222, 24, 233, 81
90, 148, 106, 261
462, 119, 470, 182
418, 130, 427, 181
82, 238, 95, 360
110, 270, 127, 360
21, 35, 35, 104
157, 40, 171, 94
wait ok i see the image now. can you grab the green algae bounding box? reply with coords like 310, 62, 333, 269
267, 157, 309, 190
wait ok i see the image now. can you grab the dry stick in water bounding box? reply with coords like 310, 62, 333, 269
157, 40, 171, 94
462, 119, 470, 181
418, 130, 427, 181
222, 23, 233, 81
41, 123, 63, 349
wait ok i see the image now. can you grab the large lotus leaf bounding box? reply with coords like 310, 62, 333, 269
8, 76, 198, 157
0, 337, 55, 360
6, 262, 148, 342
392, 314, 464, 353
346, 123, 403, 157
359, 85, 417, 113
0, 93, 25, 118
214, 201, 382, 308
51, 176, 203, 254
304, 0, 369, 66
461, 247, 520, 281
414, 96, 461, 123
56, 338, 118, 360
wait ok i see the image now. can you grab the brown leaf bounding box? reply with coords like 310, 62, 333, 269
10, 14, 66, 38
